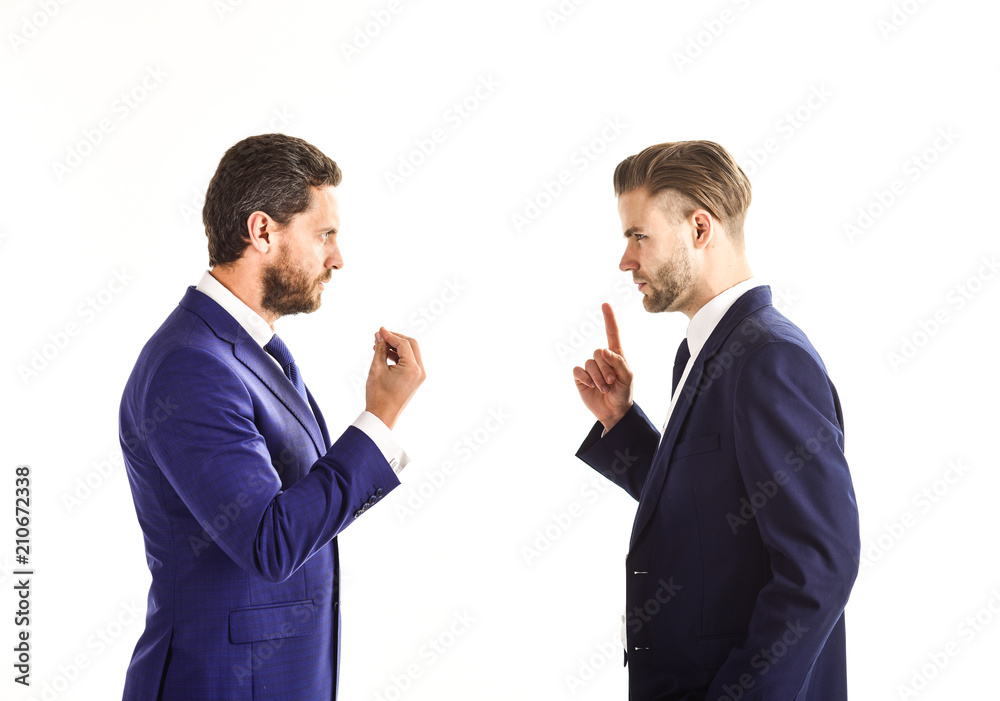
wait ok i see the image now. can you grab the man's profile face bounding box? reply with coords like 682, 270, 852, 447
617, 188, 696, 313
260, 185, 342, 317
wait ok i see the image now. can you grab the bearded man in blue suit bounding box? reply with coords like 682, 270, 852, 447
119, 133, 426, 700
573, 141, 860, 700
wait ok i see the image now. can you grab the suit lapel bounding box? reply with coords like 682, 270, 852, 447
179, 286, 327, 457
306, 386, 331, 451
628, 285, 773, 550
233, 335, 327, 456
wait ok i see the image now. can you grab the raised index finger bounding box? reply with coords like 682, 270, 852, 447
602, 302, 623, 356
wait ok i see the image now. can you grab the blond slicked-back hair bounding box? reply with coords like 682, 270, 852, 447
613, 141, 752, 250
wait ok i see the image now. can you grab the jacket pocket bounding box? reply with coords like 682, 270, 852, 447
229, 599, 316, 644
694, 631, 747, 678
672, 433, 721, 460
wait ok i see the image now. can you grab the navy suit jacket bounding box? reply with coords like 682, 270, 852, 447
577, 286, 860, 701
118, 286, 399, 700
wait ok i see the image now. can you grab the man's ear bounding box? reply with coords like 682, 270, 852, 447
245, 211, 274, 254
691, 210, 714, 250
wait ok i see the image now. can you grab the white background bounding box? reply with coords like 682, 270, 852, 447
2, 0, 998, 699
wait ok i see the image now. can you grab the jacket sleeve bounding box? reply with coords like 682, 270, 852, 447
138, 345, 400, 583
706, 341, 860, 700
575, 402, 661, 501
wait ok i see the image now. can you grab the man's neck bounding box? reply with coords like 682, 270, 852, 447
209, 266, 277, 331
680, 265, 754, 320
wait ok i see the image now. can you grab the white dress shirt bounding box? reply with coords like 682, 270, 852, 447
195, 269, 409, 475
619, 276, 760, 651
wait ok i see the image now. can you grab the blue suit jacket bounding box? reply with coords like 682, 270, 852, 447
118, 286, 399, 700
577, 286, 860, 701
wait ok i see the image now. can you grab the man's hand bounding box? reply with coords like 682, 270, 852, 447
572, 302, 634, 432
365, 327, 426, 430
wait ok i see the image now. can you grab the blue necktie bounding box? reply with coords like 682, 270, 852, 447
264, 334, 308, 403
671, 338, 691, 396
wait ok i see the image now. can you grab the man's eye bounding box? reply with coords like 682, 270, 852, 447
634, 234, 646, 241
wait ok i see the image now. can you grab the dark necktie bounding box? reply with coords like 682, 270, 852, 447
671, 338, 691, 396
264, 334, 308, 403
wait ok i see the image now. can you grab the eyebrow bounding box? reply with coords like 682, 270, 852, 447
319, 227, 338, 234
623, 226, 644, 239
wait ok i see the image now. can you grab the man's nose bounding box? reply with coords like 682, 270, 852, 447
619, 249, 635, 272
327, 244, 343, 270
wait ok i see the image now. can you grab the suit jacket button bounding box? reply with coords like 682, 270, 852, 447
368, 495, 378, 505
354, 510, 362, 518
375, 488, 384, 497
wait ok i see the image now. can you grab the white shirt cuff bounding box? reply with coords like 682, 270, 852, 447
351, 410, 410, 475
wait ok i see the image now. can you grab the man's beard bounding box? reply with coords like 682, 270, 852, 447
642, 243, 694, 313
259, 243, 326, 317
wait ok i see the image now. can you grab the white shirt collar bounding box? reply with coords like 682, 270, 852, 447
686, 277, 760, 360
195, 269, 275, 348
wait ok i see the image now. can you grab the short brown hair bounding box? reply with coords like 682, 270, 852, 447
613, 140, 751, 249
203, 133, 342, 267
